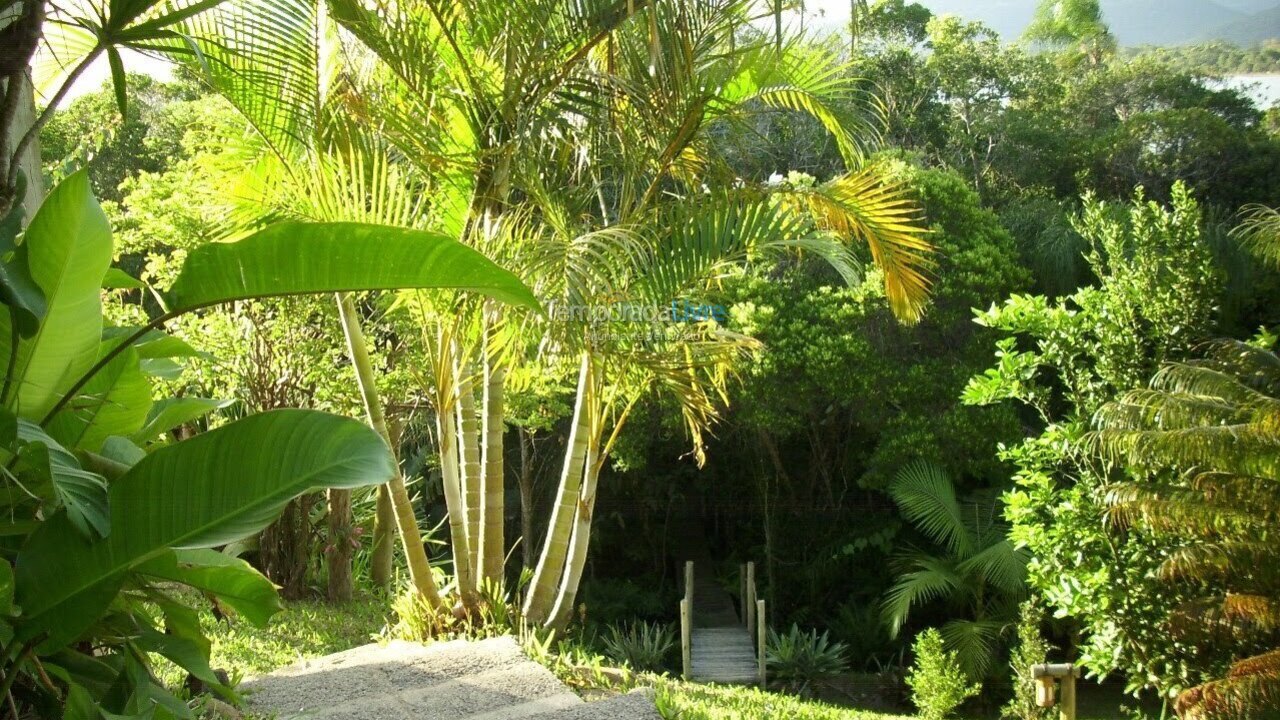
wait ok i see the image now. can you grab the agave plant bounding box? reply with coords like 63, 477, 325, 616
1090, 340, 1280, 719
601, 621, 677, 673
766, 624, 850, 694
881, 461, 1028, 681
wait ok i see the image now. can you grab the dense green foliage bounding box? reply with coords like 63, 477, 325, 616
13, 0, 1280, 717
1128, 41, 1280, 75
905, 628, 981, 720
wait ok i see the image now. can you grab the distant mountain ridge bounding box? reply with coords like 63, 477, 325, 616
910, 0, 1278, 46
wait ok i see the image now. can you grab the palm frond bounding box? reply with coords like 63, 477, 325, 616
881, 551, 963, 637
954, 539, 1028, 598
888, 461, 974, 557
939, 618, 1006, 682
777, 169, 933, 323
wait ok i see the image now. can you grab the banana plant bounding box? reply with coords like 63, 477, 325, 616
0, 171, 535, 718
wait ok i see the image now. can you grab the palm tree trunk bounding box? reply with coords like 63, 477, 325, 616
523, 353, 593, 625
518, 427, 536, 569
435, 376, 476, 605
371, 485, 395, 591
546, 419, 602, 630
336, 292, 442, 608
326, 488, 353, 602
480, 341, 506, 584
454, 346, 484, 595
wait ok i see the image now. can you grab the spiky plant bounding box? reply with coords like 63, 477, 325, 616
882, 461, 1028, 681
1091, 340, 1280, 719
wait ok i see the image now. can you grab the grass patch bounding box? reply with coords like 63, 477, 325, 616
156, 590, 392, 687
653, 679, 914, 720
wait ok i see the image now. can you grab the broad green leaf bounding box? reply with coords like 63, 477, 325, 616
102, 268, 145, 290
133, 625, 222, 689
139, 549, 281, 626
15, 410, 393, 644
100, 436, 146, 466
104, 328, 202, 359
165, 222, 540, 313
14, 420, 110, 539
131, 397, 232, 444
63, 682, 103, 720
6, 171, 112, 420
46, 347, 152, 453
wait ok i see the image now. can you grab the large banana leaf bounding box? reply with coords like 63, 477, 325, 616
165, 222, 541, 313
14, 409, 394, 647
45, 346, 152, 453
3, 171, 111, 420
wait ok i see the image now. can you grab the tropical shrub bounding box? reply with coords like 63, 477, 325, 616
1090, 340, 1280, 719
964, 183, 1225, 700
906, 628, 982, 720
1001, 601, 1054, 720
0, 172, 532, 717
766, 624, 850, 694
882, 461, 1027, 681
601, 621, 676, 673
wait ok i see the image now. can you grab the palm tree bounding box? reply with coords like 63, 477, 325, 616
1023, 0, 1115, 66
31, 0, 934, 620
882, 461, 1029, 680
1090, 340, 1280, 719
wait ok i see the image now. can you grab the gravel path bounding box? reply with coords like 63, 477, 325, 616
241, 636, 661, 719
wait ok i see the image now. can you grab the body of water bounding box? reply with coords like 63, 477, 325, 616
1222, 74, 1280, 109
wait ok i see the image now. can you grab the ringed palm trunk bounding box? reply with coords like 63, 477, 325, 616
336, 292, 442, 608
546, 414, 603, 630
435, 374, 476, 606
371, 419, 403, 591
480, 330, 506, 585
523, 352, 594, 625
454, 348, 484, 595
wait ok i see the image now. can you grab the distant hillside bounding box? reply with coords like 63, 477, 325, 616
908, 0, 1273, 46
1202, 5, 1280, 44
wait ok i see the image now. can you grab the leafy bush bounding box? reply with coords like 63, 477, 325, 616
1001, 601, 1054, 720
766, 624, 850, 694
601, 621, 676, 673
905, 628, 981, 720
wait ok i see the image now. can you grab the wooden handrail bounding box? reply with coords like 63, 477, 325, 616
680, 560, 693, 680
757, 597, 766, 687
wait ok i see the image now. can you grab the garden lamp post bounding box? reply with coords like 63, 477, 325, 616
1032, 663, 1079, 720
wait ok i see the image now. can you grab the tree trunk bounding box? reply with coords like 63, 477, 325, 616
326, 488, 353, 603
523, 353, 593, 625
1, 70, 44, 216
518, 428, 536, 570
435, 374, 476, 606
454, 347, 484, 596
371, 419, 404, 592
480, 344, 506, 585
546, 417, 603, 630
259, 494, 314, 600
336, 292, 442, 608
371, 485, 394, 591
1, 0, 44, 215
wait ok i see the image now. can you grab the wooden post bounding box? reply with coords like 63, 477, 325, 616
1032, 663, 1078, 720
680, 596, 691, 680
1060, 667, 1077, 720
739, 564, 747, 622
681, 561, 693, 680
745, 561, 756, 632
756, 598, 766, 687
